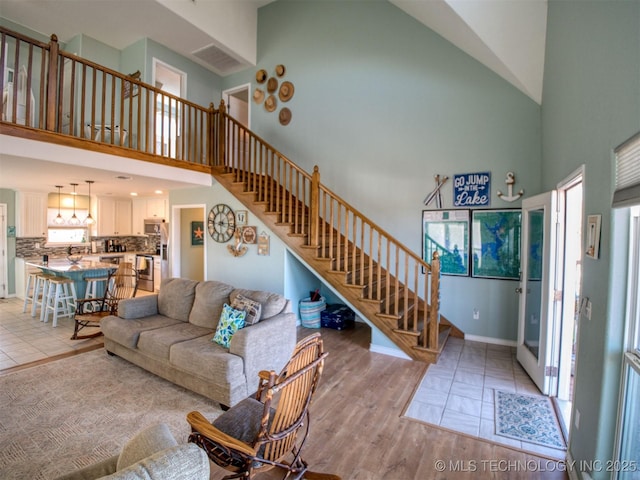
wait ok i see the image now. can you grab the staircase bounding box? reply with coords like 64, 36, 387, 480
212, 103, 463, 363
0, 25, 463, 364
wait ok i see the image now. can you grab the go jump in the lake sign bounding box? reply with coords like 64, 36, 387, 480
453, 172, 491, 207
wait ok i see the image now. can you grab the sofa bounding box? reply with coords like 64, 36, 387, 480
101, 277, 297, 408
55, 423, 209, 480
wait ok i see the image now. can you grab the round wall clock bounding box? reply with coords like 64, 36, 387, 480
208, 204, 236, 243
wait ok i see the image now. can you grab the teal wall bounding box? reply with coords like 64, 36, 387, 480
0, 189, 16, 296
541, 1, 640, 477
223, 0, 542, 341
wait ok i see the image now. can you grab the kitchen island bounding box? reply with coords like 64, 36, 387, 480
26, 259, 118, 298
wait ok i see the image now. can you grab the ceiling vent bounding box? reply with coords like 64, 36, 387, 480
192, 43, 245, 75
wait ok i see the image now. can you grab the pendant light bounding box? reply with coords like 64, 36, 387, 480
54, 185, 65, 225
68, 183, 81, 225
84, 180, 95, 225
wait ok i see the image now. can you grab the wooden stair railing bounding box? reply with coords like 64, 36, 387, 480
213, 102, 463, 363
1, 26, 213, 173
0, 25, 464, 362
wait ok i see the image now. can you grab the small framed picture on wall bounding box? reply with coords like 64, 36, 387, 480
586, 214, 601, 259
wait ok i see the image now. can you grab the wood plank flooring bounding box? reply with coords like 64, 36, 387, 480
216, 324, 569, 480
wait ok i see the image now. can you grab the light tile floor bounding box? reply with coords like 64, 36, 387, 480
405, 336, 567, 461
0, 297, 103, 370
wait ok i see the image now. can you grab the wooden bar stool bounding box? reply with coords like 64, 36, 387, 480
22, 271, 41, 314
84, 275, 110, 311
43, 276, 78, 327
32, 274, 57, 320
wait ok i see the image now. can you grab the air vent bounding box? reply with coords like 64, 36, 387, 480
192, 43, 244, 74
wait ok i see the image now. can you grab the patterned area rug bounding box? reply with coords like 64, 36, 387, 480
0, 349, 222, 480
494, 390, 566, 450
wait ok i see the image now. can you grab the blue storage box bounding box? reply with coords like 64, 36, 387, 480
321, 304, 355, 330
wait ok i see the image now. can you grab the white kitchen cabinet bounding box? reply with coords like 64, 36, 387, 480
146, 198, 167, 219
16, 192, 47, 237
131, 197, 168, 235
97, 197, 132, 236
124, 253, 136, 267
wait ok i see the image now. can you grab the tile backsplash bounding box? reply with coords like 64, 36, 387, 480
16, 236, 155, 258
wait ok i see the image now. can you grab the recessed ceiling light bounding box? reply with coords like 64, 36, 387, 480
154, 190, 163, 194
130, 192, 138, 196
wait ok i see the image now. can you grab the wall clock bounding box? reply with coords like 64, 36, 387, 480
208, 204, 236, 243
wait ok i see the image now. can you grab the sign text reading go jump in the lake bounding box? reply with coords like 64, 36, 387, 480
453, 172, 491, 207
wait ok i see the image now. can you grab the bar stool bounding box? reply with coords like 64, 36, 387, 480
43, 276, 78, 327
22, 270, 41, 314
83, 274, 111, 313
32, 274, 57, 320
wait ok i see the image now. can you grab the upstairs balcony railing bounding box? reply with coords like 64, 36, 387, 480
0, 26, 216, 172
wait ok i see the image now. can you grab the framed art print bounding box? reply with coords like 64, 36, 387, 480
471, 209, 521, 279
191, 221, 204, 246
422, 209, 470, 276
235, 210, 248, 226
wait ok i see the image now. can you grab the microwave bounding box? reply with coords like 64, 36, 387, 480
144, 219, 164, 234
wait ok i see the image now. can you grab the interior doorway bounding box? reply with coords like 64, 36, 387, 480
169, 204, 205, 281
222, 84, 250, 128
152, 59, 187, 158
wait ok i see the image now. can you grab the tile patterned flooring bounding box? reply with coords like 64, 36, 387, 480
404, 336, 567, 460
0, 297, 103, 370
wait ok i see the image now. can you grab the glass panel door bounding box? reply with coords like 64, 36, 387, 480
517, 191, 558, 395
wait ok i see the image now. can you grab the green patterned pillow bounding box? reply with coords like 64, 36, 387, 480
213, 304, 246, 348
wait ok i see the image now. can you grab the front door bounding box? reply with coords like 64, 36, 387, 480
517, 191, 559, 394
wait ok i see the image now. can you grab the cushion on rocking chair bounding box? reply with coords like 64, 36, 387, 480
212, 397, 265, 444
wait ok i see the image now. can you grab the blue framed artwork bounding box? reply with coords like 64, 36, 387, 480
471, 209, 522, 279
422, 209, 470, 276
453, 172, 491, 207
191, 221, 204, 246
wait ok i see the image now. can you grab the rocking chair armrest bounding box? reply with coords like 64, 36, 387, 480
186, 411, 258, 457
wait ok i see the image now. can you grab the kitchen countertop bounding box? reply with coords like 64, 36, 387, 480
26, 259, 118, 273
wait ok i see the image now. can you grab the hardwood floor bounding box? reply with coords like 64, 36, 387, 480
221, 324, 570, 480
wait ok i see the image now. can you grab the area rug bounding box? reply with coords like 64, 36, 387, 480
0, 349, 223, 480
494, 390, 566, 450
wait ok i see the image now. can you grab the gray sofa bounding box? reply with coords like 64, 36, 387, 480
101, 278, 297, 408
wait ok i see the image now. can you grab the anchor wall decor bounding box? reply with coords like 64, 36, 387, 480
496, 171, 524, 202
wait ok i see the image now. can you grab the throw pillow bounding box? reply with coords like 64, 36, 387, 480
230, 294, 262, 325
213, 304, 246, 348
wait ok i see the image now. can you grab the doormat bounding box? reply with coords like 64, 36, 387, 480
494, 390, 566, 450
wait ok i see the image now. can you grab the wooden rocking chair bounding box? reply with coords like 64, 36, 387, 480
71, 262, 138, 340
187, 333, 339, 480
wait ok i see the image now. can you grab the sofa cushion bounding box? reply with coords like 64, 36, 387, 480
230, 294, 262, 325
102, 315, 183, 349
170, 336, 245, 384
230, 289, 287, 320
188, 281, 235, 329
157, 278, 198, 322
106, 444, 209, 480
116, 423, 177, 471
213, 304, 246, 348
137, 323, 213, 360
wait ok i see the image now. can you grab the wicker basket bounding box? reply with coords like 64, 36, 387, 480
299, 296, 326, 328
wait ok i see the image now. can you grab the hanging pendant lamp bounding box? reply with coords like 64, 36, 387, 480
54, 185, 65, 225
84, 180, 95, 225
68, 183, 81, 225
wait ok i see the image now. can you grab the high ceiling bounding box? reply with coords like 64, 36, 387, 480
0, 0, 547, 197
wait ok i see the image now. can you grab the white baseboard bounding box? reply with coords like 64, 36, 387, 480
369, 343, 412, 360
464, 334, 517, 347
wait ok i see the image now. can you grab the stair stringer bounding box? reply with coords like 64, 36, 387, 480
213, 170, 464, 364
